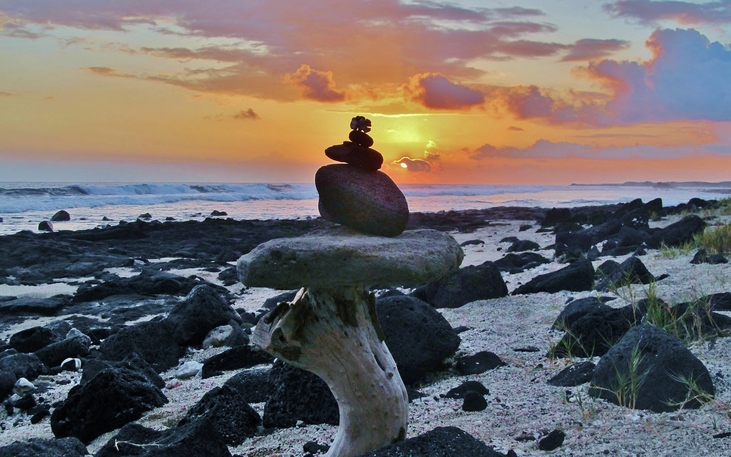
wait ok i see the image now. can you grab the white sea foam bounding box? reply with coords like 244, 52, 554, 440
1, 181, 729, 236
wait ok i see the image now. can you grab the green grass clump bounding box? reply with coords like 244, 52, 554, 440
693, 221, 731, 255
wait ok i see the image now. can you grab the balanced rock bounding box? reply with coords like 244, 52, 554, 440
316, 164, 408, 237
326, 142, 383, 169
349, 129, 375, 147
238, 228, 463, 289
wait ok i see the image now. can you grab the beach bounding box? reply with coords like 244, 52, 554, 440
0, 199, 730, 456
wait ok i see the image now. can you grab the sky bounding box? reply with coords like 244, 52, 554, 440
1, 0, 731, 185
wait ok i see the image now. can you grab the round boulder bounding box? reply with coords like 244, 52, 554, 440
315, 164, 408, 237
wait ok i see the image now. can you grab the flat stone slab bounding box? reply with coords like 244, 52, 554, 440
237, 229, 463, 289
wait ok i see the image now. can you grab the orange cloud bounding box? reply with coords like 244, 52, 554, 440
406, 73, 484, 110
232, 108, 260, 120
284, 64, 345, 103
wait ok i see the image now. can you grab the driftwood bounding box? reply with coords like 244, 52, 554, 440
239, 228, 463, 457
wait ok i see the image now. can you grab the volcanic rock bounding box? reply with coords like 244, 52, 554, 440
353, 426, 505, 457
38, 221, 53, 232
95, 421, 231, 457
513, 259, 595, 295
590, 324, 714, 412
0, 437, 87, 457
51, 365, 168, 443
376, 295, 461, 384
51, 210, 71, 222
455, 351, 506, 375
262, 360, 339, 428
417, 260, 507, 309
178, 384, 261, 445
315, 164, 408, 237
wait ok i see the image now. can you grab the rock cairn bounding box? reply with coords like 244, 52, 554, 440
316, 116, 409, 237
239, 230, 463, 457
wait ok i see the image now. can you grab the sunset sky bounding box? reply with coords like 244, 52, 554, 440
1, 0, 731, 185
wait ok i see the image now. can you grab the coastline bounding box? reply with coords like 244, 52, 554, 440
0, 199, 730, 456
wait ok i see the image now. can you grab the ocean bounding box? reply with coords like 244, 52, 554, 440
1, 181, 730, 236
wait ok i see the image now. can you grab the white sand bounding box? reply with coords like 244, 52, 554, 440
2, 213, 731, 456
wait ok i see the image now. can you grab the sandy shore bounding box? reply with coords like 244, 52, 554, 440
1, 210, 731, 456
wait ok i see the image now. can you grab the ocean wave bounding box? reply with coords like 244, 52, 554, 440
0, 182, 319, 213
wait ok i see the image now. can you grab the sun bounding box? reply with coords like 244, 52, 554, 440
400, 162, 408, 169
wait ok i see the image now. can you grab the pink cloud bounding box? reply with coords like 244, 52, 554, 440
406, 73, 484, 110
0, 1, 571, 102
284, 64, 345, 103
586, 28, 731, 122
562, 38, 631, 61
604, 0, 731, 25
470, 139, 709, 161
484, 28, 731, 125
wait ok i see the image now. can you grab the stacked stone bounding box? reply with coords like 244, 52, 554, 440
316, 116, 409, 237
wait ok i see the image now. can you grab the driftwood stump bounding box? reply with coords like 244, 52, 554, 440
238, 228, 463, 457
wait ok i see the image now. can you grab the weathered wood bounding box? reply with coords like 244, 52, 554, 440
253, 286, 408, 457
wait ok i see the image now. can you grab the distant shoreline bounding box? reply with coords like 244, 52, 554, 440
571, 180, 731, 189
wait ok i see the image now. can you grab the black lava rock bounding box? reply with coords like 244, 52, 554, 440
98, 319, 186, 372
462, 391, 488, 412
201, 345, 273, 378
51, 366, 168, 443
0, 437, 87, 457
51, 210, 71, 222
513, 259, 595, 295
590, 324, 715, 412
353, 426, 505, 457
455, 351, 506, 375
547, 361, 596, 387
178, 384, 261, 445
419, 261, 508, 309
376, 295, 461, 384
95, 421, 232, 457
163, 284, 241, 347
538, 429, 565, 451
263, 360, 338, 428
444, 381, 490, 399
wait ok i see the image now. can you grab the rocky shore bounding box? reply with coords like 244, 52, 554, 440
1, 198, 730, 456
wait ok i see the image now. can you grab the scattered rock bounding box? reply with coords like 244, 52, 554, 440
0, 437, 87, 457
262, 360, 339, 428
98, 320, 186, 372
38, 221, 54, 232
455, 351, 506, 375
376, 295, 461, 384
34, 331, 91, 368
590, 324, 715, 412
51, 366, 168, 443
419, 261, 507, 309
691, 249, 728, 265
353, 426, 505, 457
595, 256, 655, 292
547, 362, 596, 387
51, 210, 71, 222
444, 381, 490, 399
223, 367, 271, 404
95, 421, 232, 457
513, 259, 595, 295
178, 384, 261, 445
201, 345, 273, 378
538, 429, 565, 451
163, 284, 241, 347
210, 210, 228, 216
507, 239, 540, 252
462, 391, 488, 412
493, 252, 550, 274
